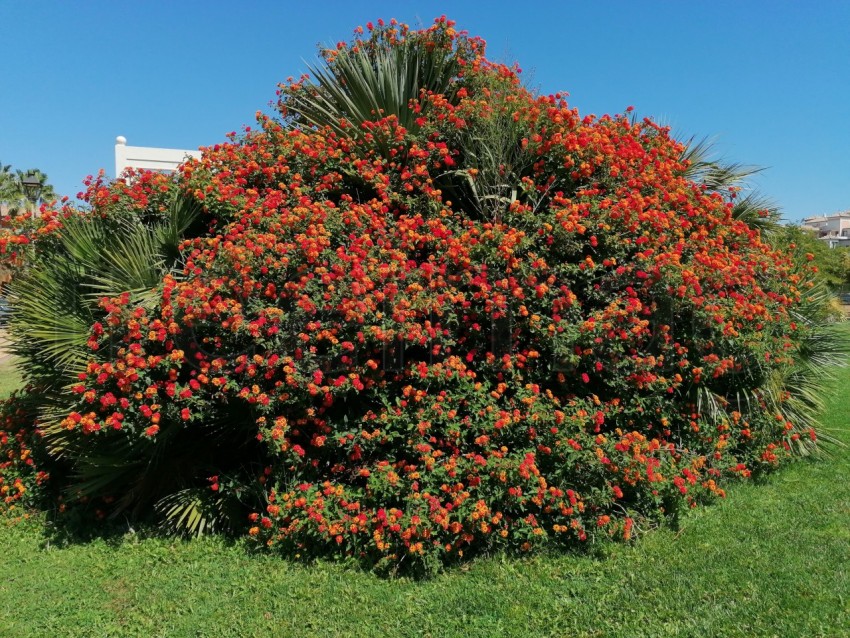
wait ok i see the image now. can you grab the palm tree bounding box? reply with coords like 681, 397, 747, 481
6, 188, 243, 519
0, 166, 57, 217
680, 137, 781, 235
0, 161, 13, 185
280, 25, 538, 225
680, 137, 846, 457
0, 161, 16, 216
280, 22, 472, 159
9, 187, 265, 535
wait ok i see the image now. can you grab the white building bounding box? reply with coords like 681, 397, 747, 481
114, 136, 200, 178
801, 211, 850, 248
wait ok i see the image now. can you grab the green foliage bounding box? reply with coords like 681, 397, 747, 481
7, 182, 199, 389
2, 173, 217, 528
772, 223, 850, 291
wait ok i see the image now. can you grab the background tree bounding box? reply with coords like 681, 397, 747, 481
0, 161, 16, 213
772, 224, 850, 292
0, 165, 57, 217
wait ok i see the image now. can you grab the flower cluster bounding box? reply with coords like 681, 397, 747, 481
0, 394, 48, 518
0, 18, 829, 572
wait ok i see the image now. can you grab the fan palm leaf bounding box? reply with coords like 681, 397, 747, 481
283, 33, 463, 157
7, 257, 93, 380
680, 137, 780, 235
9, 190, 196, 379
730, 191, 781, 235
677, 138, 846, 457
6, 190, 202, 464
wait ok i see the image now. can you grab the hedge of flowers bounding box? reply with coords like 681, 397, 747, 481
0, 395, 48, 519
0, 18, 836, 572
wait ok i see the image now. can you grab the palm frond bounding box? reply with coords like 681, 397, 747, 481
88, 226, 166, 297
59, 214, 166, 299
284, 34, 462, 156
756, 279, 848, 457
730, 191, 781, 236
680, 136, 763, 190
155, 488, 236, 537
154, 192, 203, 264
678, 136, 786, 241
696, 385, 730, 427
7, 257, 93, 380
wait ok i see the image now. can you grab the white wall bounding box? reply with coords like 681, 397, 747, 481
114, 136, 201, 178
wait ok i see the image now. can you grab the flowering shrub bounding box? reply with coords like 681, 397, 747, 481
0, 17, 841, 572
0, 393, 48, 518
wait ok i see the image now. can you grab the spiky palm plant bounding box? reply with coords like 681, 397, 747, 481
280, 23, 549, 226
8, 191, 200, 388
3, 190, 259, 532
280, 23, 471, 160
680, 137, 781, 235
680, 137, 846, 457
763, 272, 848, 456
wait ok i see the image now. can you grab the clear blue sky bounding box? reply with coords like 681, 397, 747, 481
2, 1, 848, 222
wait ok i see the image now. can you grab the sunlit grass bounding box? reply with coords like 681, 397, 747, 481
0, 355, 22, 399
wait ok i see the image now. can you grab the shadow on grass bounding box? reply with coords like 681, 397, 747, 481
37, 501, 246, 554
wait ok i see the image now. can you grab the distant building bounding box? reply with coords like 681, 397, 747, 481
801, 211, 850, 248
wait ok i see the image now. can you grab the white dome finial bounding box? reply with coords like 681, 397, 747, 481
115, 135, 127, 145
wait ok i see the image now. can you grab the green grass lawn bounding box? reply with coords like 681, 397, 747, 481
1, 365, 848, 637
0, 355, 22, 399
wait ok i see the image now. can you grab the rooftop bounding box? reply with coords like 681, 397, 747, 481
802, 210, 850, 223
